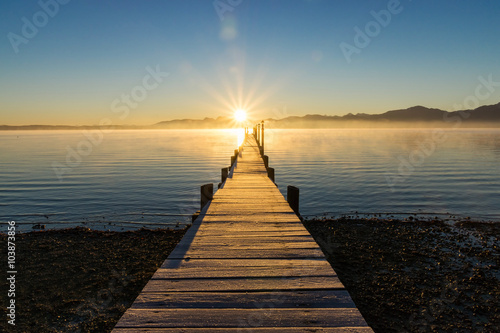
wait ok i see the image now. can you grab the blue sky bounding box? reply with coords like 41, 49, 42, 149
1, 0, 499, 125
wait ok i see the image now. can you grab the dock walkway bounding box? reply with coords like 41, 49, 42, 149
113, 134, 373, 332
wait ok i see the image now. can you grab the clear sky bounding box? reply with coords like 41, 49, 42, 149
1, 0, 500, 125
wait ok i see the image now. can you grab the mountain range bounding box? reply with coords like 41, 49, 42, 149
2, 102, 499, 130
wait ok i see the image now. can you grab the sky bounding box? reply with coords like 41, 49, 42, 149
1, 0, 500, 126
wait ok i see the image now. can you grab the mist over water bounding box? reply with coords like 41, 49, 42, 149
1, 128, 499, 231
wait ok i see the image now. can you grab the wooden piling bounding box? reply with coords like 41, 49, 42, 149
267, 167, 275, 183
256, 124, 260, 146
263, 155, 269, 168
287, 185, 300, 215
260, 121, 265, 155
221, 167, 228, 183
191, 210, 200, 222
200, 183, 213, 210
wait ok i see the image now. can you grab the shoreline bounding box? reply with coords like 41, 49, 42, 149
6, 213, 500, 234
1, 220, 498, 332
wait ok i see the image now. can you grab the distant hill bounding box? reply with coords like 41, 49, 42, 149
153, 116, 234, 129
2, 102, 499, 130
265, 103, 500, 128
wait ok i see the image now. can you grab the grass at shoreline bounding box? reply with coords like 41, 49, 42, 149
0, 227, 188, 333
304, 219, 500, 333
1, 220, 498, 332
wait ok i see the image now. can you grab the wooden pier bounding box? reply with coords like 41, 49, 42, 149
113, 130, 373, 332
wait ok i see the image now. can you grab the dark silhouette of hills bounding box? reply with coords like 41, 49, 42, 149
153, 116, 233, 129
265, 103, 500, 128
2, 102, 499, 130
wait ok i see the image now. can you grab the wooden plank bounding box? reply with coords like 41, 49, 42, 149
155, 259, 336, 278
113, 328, 374, 333
114, 308, 370, 328
184, 236, 315, 245
179, 231, 312, 237
142, 276, 344, 292
195, 225, 306, 232
183, 243, 321, 250
169, 242, 321, 252
167, 248, 326, 259
131, 290, 356, 309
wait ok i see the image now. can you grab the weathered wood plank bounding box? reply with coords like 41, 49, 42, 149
114, 308, 370, 328
181, 230, 312, 237
143, 276, 344, 292
168, 247, 326, 259
155, 259, 336, 278
170, 241, 321, 252
131, 290, 356, 309
113, 329, 374, 332
185, 236, 315, 245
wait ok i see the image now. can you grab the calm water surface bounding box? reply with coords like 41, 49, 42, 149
1, 129, 499, 231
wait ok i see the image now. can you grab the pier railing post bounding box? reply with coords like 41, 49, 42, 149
257, 123, 260, 146
267, 167, 275, 183
260, 121, 264, 156
263, 155, 269, 168
287, 185, 300, 216
221, 167, 228, 183
200, 183, 213, 210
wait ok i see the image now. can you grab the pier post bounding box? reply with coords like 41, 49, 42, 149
256, 123, 260, 146
231, 155, 236, 167
263, 155, 269, 168
267, 167, 275, 183
221, 167, 228, 183
260, 121, 264, 156
287, 185, 299, 215
200, 183, 213, 210
192, 210, 200, 222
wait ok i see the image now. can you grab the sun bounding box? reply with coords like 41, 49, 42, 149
234, 109, 247, 122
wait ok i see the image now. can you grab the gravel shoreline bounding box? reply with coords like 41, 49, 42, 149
304, 219, 500, 333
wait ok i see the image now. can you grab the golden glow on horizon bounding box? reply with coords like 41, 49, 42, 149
234, 109, 247, 122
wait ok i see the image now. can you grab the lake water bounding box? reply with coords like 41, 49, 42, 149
1, 128, 499, 231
